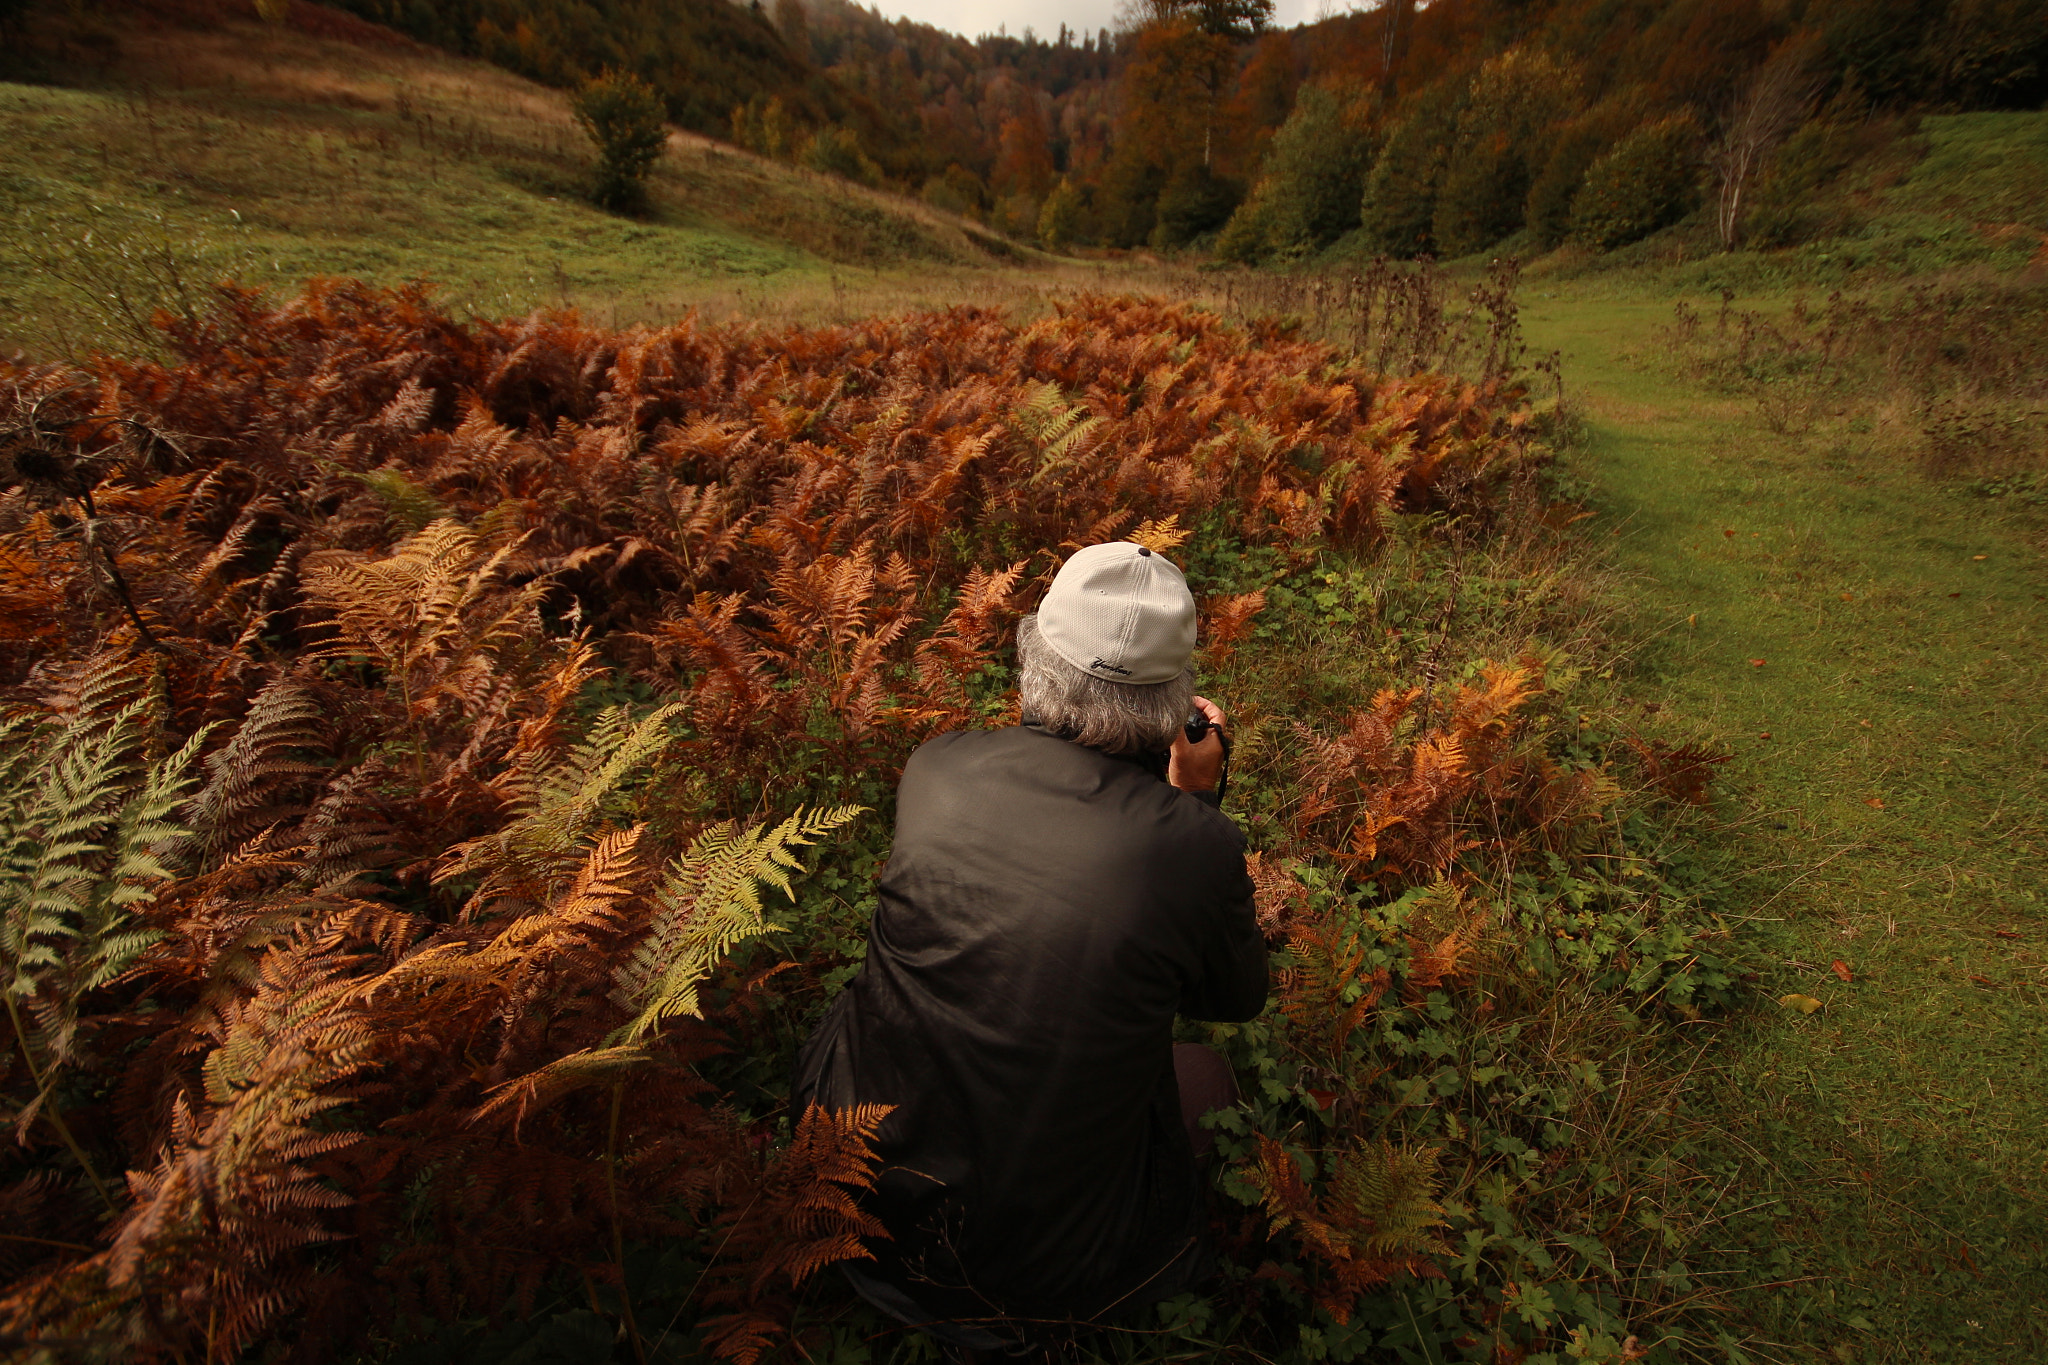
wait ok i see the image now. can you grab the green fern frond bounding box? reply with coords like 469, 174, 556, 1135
1, 670, 201, 1084
610, 804, 862, 1041
438, 703, 684, 903
1330, 1139, 1449, 1259
1012, 381, 1104, 484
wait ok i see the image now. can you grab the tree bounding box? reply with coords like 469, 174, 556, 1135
1360, 78, 1464, 257
1569, 113, 1703, 250
773, 0, 810, 61
1122, 0, 1275, 170
1038, 177, 1082, 249
573, 70, 670, 213
1525, 95, 1645, 249
1431, 49, 1580, 257
1152, 162, 1241, 247
1708, 42, 1822, 249
1218, 83, 1374, 261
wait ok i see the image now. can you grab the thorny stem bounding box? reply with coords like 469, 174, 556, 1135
4, 990, 118, 1217
607, 1081, 648, 1365
75, 487, 168, 655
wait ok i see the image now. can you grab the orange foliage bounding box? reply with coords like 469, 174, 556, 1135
0, 281, 1543, 1359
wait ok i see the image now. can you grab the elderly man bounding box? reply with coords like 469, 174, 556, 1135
794, 542, 1268, 1359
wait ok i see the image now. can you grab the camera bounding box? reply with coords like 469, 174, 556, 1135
1184, 712, 1212, 746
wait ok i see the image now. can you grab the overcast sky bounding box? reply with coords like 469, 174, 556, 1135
859, 0, 1340, 43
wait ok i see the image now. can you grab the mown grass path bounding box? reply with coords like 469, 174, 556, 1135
1523, 296, 2045, 1364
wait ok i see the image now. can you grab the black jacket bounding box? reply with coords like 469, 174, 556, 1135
793, 725, 1267, 1345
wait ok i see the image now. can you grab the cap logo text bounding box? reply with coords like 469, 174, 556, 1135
1089, 658, 1132, 676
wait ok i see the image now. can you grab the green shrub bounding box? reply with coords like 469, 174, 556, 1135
801, 124, 881, 186
919, 164, 986, 219
572, 70, 669, 212
1214, 184, 1275, 262
1568, 113, 1702, 250
1094, 148, 1166, 249
1037, 177, 1082, 251
730, 93, 798, 160
1361, 80, 1464, 257
1524, 96, 1643, 249
1742, 103, 1902, 247
1218, 85, 1373, 261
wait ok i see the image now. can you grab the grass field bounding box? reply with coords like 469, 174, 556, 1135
1521, 294, 2047, 1361
0, 9, 1057, 357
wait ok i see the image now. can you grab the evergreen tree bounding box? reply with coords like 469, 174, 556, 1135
572, 70, 670, 212
1360, 79, 1464, 257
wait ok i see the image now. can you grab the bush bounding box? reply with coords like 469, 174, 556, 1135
1037, 178, 1081, 251
919, 164, 986, 218
1524, 98, 1642, 249
731, 93, 799, 160
1151, 162, 1242, 248
802, 124, 881, 186
1742, 103, 1901, 247
1568, 113, 1703, 250
1094, 148, 1166, 249
572, 69, 669, 212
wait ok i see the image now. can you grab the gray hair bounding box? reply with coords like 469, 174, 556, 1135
1016, 613, 1194, 756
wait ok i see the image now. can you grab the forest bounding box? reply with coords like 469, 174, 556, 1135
315, 0, 2048, 253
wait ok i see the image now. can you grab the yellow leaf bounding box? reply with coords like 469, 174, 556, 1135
1126, 515, 1191, 554
1779, 993, 1823, 1014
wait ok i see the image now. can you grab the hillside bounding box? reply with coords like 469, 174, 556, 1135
0, 1, 1036, 360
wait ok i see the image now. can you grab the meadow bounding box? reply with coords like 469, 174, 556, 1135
3, 10, 2046, 1365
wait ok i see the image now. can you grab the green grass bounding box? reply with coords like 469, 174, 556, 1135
0, 15, 1030, 356
1501, 110, 2048, 298
1521, 292, 2048, 1362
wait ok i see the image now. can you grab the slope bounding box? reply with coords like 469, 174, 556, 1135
0, 1, 1032, 359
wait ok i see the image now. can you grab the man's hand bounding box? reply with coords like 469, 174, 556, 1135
1169, 695, 1228, 794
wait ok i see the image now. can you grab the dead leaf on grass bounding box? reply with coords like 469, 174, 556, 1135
1779, 993, 1824, 1014
1831, 960, 1853, 982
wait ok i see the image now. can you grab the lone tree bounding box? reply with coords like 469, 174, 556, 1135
572, 70, 669, 213
1709, 43, 1821, 250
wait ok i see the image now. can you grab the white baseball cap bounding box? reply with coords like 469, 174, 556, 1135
1036, 542, 1196, 685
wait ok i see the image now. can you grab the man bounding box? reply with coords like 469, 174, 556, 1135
794, 541, 1269, 1359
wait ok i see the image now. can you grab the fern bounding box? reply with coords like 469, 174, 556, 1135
1, 681, 206, 1067
437, 703, 683, 908
0, 657, 208, 1214
1251, 1134, 1448, 1324
1013, 380, 1104, 484
610, 804, 864, 1040
179, 675, 328, 864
